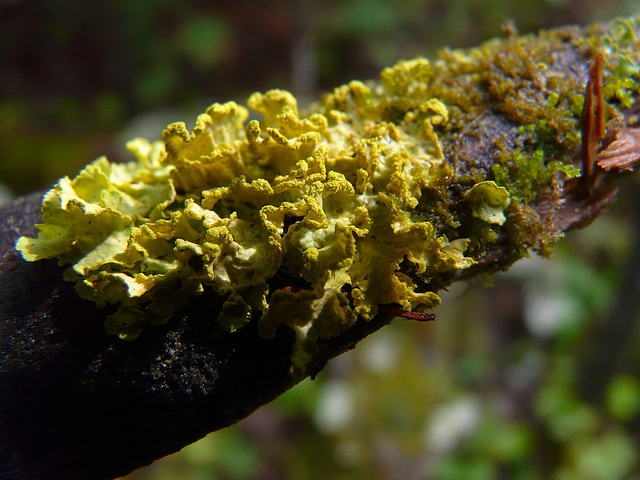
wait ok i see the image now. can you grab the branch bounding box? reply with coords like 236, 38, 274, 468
2, 17, 640, 480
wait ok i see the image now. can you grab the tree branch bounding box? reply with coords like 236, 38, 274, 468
2, 17, 639, 480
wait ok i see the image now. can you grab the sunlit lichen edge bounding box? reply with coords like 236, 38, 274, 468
16, 17, 640, 373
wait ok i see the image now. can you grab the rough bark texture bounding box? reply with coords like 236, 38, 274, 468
1, 21, 638, 480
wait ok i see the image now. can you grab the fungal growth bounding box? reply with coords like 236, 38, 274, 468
16, 18, 640, 373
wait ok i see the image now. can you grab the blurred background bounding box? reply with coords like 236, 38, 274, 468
2, 1, 640, 479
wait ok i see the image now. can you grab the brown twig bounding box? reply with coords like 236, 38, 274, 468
580, 51, 605, 184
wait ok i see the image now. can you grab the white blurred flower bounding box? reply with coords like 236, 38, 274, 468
314, 380, 356, 434
423, 395, 482, 453
357, 330, 400, 375
523, 285, 578, 337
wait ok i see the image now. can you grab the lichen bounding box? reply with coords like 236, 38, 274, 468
16, 16, 640, 373
465, 181, 511, 225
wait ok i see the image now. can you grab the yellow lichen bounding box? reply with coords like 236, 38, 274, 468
17, 17, 640, 373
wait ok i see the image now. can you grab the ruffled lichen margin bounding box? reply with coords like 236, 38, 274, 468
16, 17, 640, 373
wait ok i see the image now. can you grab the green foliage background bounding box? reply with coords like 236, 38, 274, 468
2, 1, 640, 479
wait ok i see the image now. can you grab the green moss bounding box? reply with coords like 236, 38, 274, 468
492, 148, 549, 204
16, 16, 640, 373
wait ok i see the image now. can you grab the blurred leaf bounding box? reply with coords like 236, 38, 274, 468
606, 374, 640, 421
568, 429, 638, 480
92, 91, 127, 128
437, 456, 497, 480
174, 16, 229, 69
535, 384, 600, 442
334, 0, 400, 35
134, 60, 179, 106
275, 376, 320, 417
476, 420, 533, 464
196, 430, 258, 479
